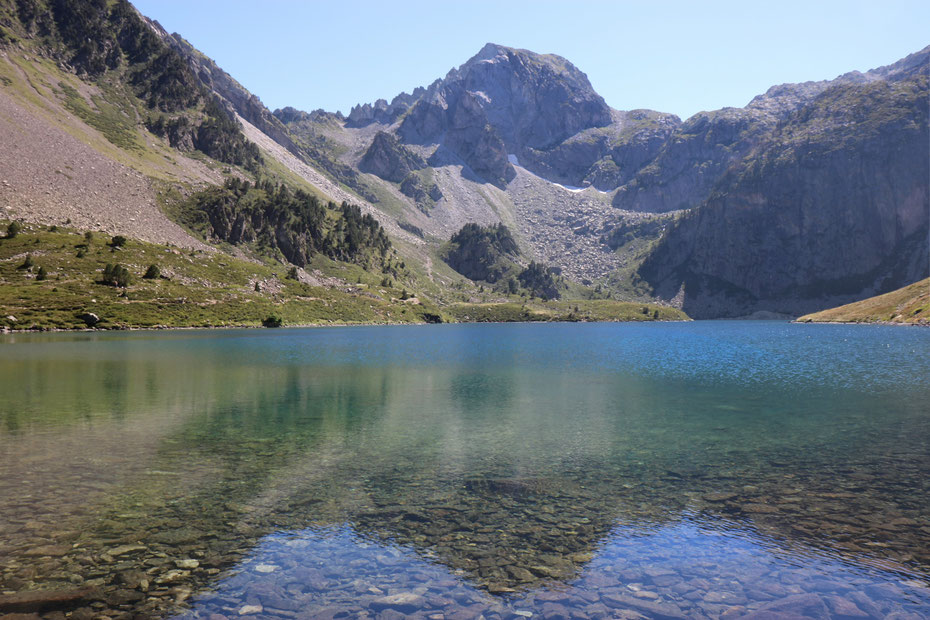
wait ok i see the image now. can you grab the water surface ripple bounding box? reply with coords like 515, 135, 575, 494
1, 322, 928, 619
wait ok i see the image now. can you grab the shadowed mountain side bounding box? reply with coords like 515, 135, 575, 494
638, 61, 930, 318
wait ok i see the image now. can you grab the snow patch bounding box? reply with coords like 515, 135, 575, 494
508, 153, 607, 194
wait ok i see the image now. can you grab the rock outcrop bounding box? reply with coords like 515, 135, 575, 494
359, 131, 426, 183
385, 43, 616, 187
638, 55, 930, 317
519, 109, 681, 190
346, 88, 428, 127
612, 107, 775, 213
399, 173, 442, 213
399, 43, 612, 150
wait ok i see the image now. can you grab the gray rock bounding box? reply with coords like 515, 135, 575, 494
369, 593, 427, 613
396, 43, 618, 188
108, 544, 146, 557
740, 593, 830, 619
825, 595, 871, 618
601, 593, 686, 619
359, 131, 426, 183
638, 58, 929, 318
0, 587, 99, 613
77, 312, 99, 327
703, 492, 738, 502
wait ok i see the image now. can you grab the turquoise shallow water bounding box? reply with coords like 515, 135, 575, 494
1, 322, 929, 618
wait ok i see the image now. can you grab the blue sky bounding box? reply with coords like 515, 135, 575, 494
131, 0, 930, 120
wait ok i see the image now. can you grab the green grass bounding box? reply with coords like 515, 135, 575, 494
57, 81, 144, 152
0, 222, 445, 331
0, 222, 689, 331
0, 55, 203, 181
797, 278, 930, 325
448, 299, 688, 323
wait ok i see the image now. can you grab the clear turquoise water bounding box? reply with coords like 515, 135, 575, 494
1, 322, 929, 618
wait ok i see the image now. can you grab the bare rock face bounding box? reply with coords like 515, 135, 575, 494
457, 43, 613, 150
638, 58, 930, 318
613, 108, 776, 213
393, 43, 613, 187
346, 88, 426, 127
359, 132, 426, 183
519, 109, 681, 190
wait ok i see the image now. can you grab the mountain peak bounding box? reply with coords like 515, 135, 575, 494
463, 43, 579, 78
472, 42, 512, 62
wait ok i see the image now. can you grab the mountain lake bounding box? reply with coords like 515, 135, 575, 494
1, 322, 929, 619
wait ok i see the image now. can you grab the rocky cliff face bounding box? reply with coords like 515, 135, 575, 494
638, 60, 930, 317
387, 43, 615, 187
400, 44, 612, 148
612, 107, 776, 213
346, 88, 428, 127
359, 131, 426, 183
519, 110, 681, 190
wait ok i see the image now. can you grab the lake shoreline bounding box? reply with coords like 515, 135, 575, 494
0, 316, 694, 335
793, 319, 930, 327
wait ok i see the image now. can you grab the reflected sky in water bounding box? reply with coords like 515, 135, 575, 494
177, 512, 930, 619
1, 322, 929, 618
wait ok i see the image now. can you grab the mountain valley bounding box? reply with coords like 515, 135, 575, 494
0, 0, 927, 327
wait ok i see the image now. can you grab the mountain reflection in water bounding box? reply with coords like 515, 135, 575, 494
0, 323, 928, 618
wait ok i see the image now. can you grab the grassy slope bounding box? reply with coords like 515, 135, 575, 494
448, 299, 688, 323
0, 222, 687, 330
0, 52, 216, 184
797, 278, 929, 325
0, 222, 444, 330
0, 18, 691, 328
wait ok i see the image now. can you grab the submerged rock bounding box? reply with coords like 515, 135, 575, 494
0, 587, 99, 613
369, 592, 427, 613
741, 593, 830, 619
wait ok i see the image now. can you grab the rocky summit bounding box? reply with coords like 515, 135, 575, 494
287, 42, 928, 317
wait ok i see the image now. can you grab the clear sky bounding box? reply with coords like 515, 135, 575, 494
130, 0, 930, 121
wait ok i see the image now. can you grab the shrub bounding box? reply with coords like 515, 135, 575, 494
19, 254, 34, 270
262, 315, 283, 328
143, 264, 160, 279
5, 221, 23, 238
36, 266, 47, 281
84, 231, 94, 242
110, 235, 127, 248
286, 266, 299, 280
517, 261, 560, 300
102, 263, 131, 287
